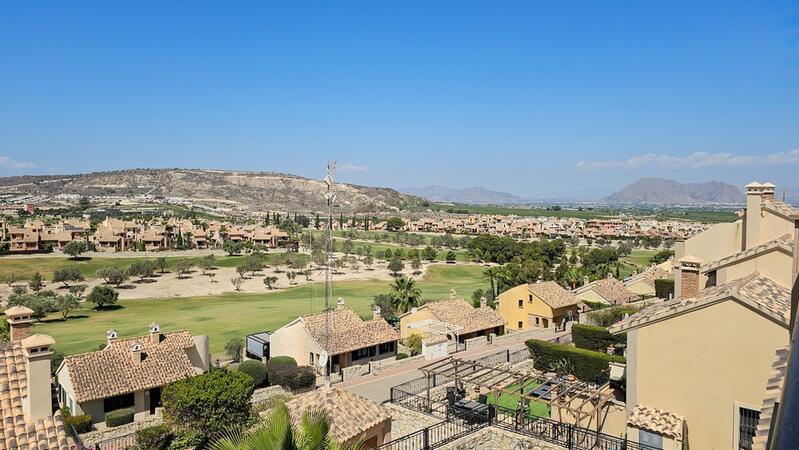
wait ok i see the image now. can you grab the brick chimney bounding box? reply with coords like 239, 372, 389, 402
106, 329, 118, 346
149, 322, 161, 344
131, 341, 145, 364
21, 334, 56, 421
678, 255, 701, 299
5, 306, 34, 342
372, 305, 381, 320
480, 296, 487, 308
745, 182, 765, 249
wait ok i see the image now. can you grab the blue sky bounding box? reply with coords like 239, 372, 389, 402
1, 1, 798, 198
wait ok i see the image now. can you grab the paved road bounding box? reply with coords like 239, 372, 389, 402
342, 329, 562, 403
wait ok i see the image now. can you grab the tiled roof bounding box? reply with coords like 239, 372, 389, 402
625, 267, 673, 289
763, 199, 799, 219
0, 341, 69, 450
702, 234, 793, 273
752, 346, 788, 450
528, 281, 580, 309
424, 298, 505, 335
574, 277, 639, 305
609, 273, 791, 334
301, 308, 399, 356
61, 330, 197, 403
286, 387, 391, 443
627, 405, 683, 438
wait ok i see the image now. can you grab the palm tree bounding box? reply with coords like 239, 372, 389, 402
390, 275, 422, 314
566, 267, 581, 289
484, 267, 500, 301
210, 404, 360, 450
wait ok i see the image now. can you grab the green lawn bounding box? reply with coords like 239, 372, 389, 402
623, 249, 659, 267
34, 264, 489, 358
487, 380, 550, 417
0, 253, 296, 280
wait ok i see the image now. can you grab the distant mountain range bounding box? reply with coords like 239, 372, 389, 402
400, 185, 528, 204
601, 177, 745, 205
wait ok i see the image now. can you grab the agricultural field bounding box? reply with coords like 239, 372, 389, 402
33, 264, 490, 358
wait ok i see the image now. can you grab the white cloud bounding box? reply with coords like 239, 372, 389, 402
577, 149, 799, 170
0, 156, 36, 170
337, 163, 367, 172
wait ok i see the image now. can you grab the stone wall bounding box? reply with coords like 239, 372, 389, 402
370, 354, 425, 373
384, 403, 441, 439
439, 427, 567, 450
464, 335, 488, 350
493, 327, 555, 345
341, 363, 371, 381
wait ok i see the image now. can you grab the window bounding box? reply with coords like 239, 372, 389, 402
535, 317, 540, 326
528, 294, 533, 303
309, 352, 314, 365
517, 321, 523, 329
737, 406, 760, 450
104, 393, 135, 412
379, 342, 395, 354
638, 430, 663, 449
518, 299, 523, 308
352, 348, 370, 360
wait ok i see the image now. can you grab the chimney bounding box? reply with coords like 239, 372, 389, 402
131, 342, 145, 364
5, 306, 34, 342
745, 182, 764, 249
449, 289, 457, 300
336, 297, 345, 310
106, 329, 118, 346
479, 296, 487, 308
21, 334, 56, 421
372, 305, 381, 320
762, 182, 776, 200
149, 322, 161, 344
678, 255, 701, 299
583, 276, 590, 287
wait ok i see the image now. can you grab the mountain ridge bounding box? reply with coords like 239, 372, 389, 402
602, 177, 744, 205
400, 185, 528, 204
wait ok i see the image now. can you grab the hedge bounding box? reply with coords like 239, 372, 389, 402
64, 414, 92, 433
654, 279, 675, 299
266, 356, 298, 388
572, 324, 626, 353
135, 424, 174, 450
290, 366, 317, 390
238, 360, 268, 387
526, 339, 625, 383
105, 408, 134, 427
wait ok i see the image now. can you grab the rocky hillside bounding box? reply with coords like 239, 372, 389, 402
602, 177, 744, 205
401, 185, 528, 204
0, 169, 424, 212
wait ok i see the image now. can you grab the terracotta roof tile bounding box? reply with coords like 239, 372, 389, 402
528, 282, 580, 309
61, 330, 197, 403
301, 309, 398, 356
424, 298, 505, 335
574, 277, 639, 305
285, 387, 391, 443
752, 346, 789, 449
627, 404, 683, 438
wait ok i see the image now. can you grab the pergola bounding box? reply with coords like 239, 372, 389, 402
417, 355, 615, 428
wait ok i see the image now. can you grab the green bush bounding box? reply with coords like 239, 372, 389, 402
105, 408, 134, 427
238, 360, 268, 387
135, 424, 174, 450
290, 366, 317, 390
572, 324, 626, 353
396, 353, 409, 360
265, 356, 298, 388
167, 430, 205, 450
654, 279, 675, 299
64, 414, 93, 433
526, 339, 625, 383
162, 369, 254, 440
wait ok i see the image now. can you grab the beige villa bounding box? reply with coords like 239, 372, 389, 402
496, 281, 580, 331
572, 275, 640, 306
608, 181, 799, 450
398, 295, 505, 345
269, 301, 399, 374
1, 306, 70, 449
623, 266, 673, 298
56, 324, 210, 424
285, 387, 392, 448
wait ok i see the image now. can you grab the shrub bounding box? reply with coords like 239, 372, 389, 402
265, 356, 298, 388
526, 339, 625, 383
105, 408, 134, 427
224, 336, 244, 362
64, 414, 93, 433
238, 360, 268, 387
396, 353, 409, 360
162, 369, 254, 440
87, 285, 119, 308
586, 304, 643, 327
167, 430, 205, 450
135, 424, 174, 450
405, 334, 422, 356
53, 267, 85, 287
654, 279, 675, 299
572, 324, 626, 353
290, 366, 317, 390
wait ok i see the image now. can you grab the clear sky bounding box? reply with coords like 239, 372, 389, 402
1, 1, 797, 198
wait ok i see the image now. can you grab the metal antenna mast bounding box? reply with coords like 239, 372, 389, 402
323, 161, 336, 385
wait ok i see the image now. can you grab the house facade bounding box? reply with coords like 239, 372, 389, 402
497, 281, 580, 331
398, 295, 505, 346
573, 276, 640, 306
56, 324, 210, 424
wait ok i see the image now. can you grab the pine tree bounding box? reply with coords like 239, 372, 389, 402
339, 213, 344, 228
315, 213, 320, 229
265, 212, 270, 226
351, 215, 356, 228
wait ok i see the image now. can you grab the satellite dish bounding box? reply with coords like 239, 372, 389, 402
318, 351, 329, 368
